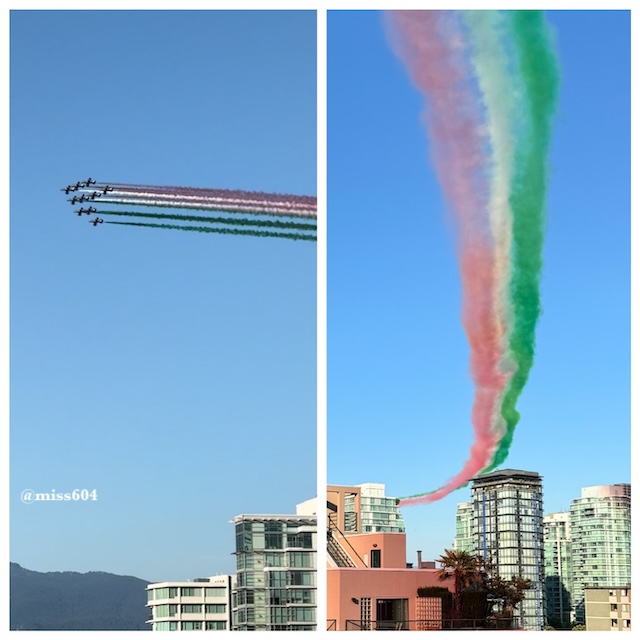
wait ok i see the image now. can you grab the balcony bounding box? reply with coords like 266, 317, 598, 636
342, 618, 521, 631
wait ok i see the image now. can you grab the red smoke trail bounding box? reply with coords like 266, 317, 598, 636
101, 183, 317, 209
386, 11, 506, 505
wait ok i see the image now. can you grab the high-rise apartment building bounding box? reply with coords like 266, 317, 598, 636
453, 501, 474, 553
543, 512, 572, 627
146, 574, 234, 631
569, 484, 631, 624
232, 510, 317, 631
342, 483, 405, 533
468, 469, 545, 631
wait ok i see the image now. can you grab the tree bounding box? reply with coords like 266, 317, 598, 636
436, 550, 484, 619
484, 573, 532, 626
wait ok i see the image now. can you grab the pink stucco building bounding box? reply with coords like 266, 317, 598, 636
327, 484, 453, 631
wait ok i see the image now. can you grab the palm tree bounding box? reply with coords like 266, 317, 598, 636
436, 549, 484, 619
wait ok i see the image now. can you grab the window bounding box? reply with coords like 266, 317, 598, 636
205, 587, 226, 598
205, 604, 226, 614
289, 551, 314, 568
154, 621, 178, 631
182, 621, 202, 630
153, 587, 178, 600
270, 607, 288, 624
181, 604, 202, 614
206, 621, 226, 630
181, 587, 202, 597
270, 589, 287, 605
611, 604, 618, 612
288, 570, 314, 586
287, 532, 313, 548
269, 571, 287, 588
265, 552, 283, 567
265, 533, 283, 549
370, 549, 381, 568
153, 605, 172, 618
290, 607, 315, 622
288, 589, 314, 604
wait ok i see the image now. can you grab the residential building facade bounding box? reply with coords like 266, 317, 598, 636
469, 469, 545, 630
543, 512, 572, 627
453, 501, 474, 553
584, 587, 631, 631
327, 483, 453, 630
146, 574, 233, 631
232, 511, 317, 631
569, 484, 631, 624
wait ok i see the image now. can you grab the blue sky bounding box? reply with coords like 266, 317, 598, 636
328, 10, 630, 561
10, 10, 316, 582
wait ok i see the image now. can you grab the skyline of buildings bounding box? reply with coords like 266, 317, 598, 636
146, 500, 318, 632
450, 476, 632, 630
36, 474, 633, 632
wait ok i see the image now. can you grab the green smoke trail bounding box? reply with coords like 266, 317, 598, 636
105, 221, 316, 242
98, 209, 317, 232
490, 10, 560, 468
99, 198, 317, 220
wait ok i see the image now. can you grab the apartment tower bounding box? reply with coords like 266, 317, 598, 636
232, 512, 317, 631
470, 469, 545, 630
569, 484, 631, 624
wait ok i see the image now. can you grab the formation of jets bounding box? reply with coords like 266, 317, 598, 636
62, 178, 110, 228
61, 178, 96, 194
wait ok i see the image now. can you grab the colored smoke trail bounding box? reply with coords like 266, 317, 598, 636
386, 10, 507, 506
98, 197, 317, 219
102, 183, 317, 208
105, 221, 316, 242
92, 184, 317, 216
462, 10, 519, 445
65, 180, 316, 243
97, 210, 317, 232
384, 10, 559, 505
490, 11, 560, 468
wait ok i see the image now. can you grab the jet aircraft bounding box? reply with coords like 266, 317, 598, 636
76, 206, 97, 216
89, 217, 104, 226
100, 185, 113, 194
62, 181, 82, 194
